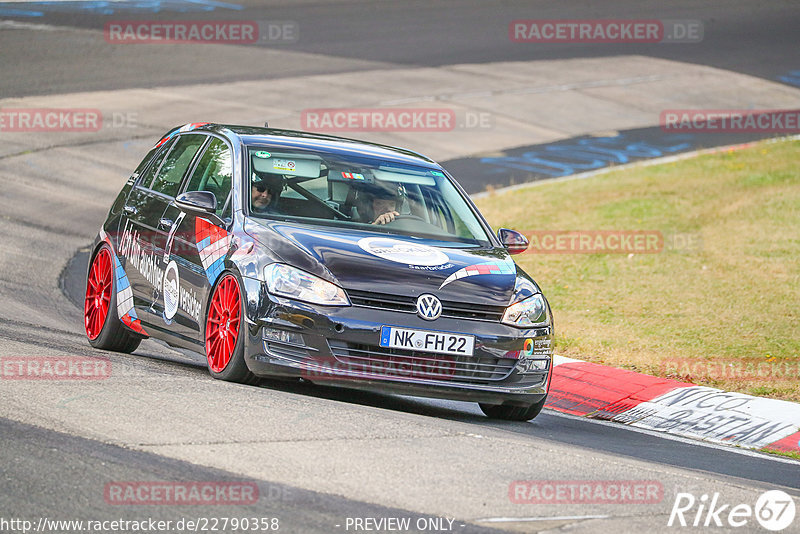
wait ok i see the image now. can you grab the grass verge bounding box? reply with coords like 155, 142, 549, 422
475, 138, 800, 401
760, 448, 800, 461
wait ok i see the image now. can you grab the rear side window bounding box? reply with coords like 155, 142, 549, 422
131, 147, 158, 180
184, 137, 233, 216
137, 137, 175, 190
149, 134, 207, 197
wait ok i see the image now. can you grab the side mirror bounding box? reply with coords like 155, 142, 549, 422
498, 228, 529, 255
175, 191, 217, 214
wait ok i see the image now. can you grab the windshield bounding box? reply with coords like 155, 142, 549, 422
246, 147, 492, 246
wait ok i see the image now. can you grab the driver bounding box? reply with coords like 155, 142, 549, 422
251, 173, 282, 214
371, 191, 399, 225
358, 185, 399, 225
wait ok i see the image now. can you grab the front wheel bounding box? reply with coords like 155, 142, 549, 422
204, 272, 258, 385
84, 244, 141, 353
479, 396, 547, 421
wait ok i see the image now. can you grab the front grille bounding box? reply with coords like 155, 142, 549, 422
347, 290, 505, 323
328, 340, 516, 384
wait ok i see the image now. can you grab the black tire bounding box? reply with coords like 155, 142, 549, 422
479, 396, 547, 421
85, 244, 141, 354
204, 270, 259, 385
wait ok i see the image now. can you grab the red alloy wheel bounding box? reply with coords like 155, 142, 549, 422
205, 274, 242, 373
85, 248, 113, 340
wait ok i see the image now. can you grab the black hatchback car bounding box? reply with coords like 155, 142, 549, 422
85, 123, 554, 420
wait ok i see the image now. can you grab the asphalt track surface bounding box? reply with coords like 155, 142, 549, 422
0, 0, 799, 97
1, 418, 502, 534
2, 2, 800, 533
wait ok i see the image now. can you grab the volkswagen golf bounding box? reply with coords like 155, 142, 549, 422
85, 123, 554, 420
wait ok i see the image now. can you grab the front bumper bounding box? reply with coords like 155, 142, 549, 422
239, 277, 553, 406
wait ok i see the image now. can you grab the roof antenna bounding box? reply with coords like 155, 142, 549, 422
264, 121, 269, 127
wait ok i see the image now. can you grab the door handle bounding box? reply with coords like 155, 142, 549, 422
158, 217, 174, 229
123, 205, 137, 215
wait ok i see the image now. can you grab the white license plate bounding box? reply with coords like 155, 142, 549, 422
379, 326, 475, 356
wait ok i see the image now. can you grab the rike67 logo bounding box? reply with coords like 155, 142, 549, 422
669, 490, 796, 531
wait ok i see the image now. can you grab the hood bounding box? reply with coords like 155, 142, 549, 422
244, 219, 518, 306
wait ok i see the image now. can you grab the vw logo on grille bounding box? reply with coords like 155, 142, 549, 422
416, 294, 442, 321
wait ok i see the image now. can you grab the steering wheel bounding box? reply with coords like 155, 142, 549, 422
387, 214, 425, 223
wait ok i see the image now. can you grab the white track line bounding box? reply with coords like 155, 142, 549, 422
544, 409, 800, 468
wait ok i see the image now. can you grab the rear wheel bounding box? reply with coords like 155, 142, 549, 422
205, 272, 258, 385
84, 245, 141, 353
479, 396, 547, 421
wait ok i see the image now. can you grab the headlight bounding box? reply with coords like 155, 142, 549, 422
512, 276, 539, 302
502, 294, 549, 328
264, 264, 350, 306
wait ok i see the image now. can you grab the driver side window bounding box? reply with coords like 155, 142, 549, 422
184, 138, 233, 217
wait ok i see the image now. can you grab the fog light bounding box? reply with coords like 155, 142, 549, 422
528, 359, 549, 371
262, 327, 304, 345
516, 358, 550, 374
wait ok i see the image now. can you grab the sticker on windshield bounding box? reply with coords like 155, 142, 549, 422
430, 171, 445, 177
273, 159, 296, 172
254, 151, 271, 159
341, 172, 365, 180
439, 261, 516, 289
358, 237, 449, 267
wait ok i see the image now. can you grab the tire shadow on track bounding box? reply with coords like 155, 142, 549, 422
281, 379, 800, 493
203, 375, 800, 493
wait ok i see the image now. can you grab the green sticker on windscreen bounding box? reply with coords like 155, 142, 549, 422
254, 151, 271, 159
431, 171, 445, 177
